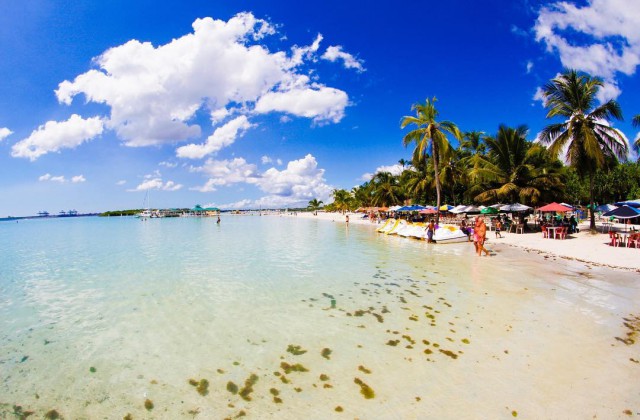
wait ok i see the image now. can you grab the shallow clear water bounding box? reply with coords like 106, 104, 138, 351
1, 215, 638, 419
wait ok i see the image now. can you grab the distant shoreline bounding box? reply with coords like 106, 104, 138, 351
0, 213, 99, 222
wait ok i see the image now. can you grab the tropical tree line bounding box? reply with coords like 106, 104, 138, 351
312, 70, 640, 232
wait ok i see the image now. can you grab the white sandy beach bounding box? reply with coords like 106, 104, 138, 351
284, 211, 640, 271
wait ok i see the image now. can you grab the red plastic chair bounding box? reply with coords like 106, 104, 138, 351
554, 227, 563, 239
609, 231, 617, 246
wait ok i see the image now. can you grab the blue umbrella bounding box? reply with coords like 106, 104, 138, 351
603, 205, 640, 219
614, 200, 640, 209
397, 205, 426, 212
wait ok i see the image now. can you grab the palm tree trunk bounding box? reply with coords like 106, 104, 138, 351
589, 173, 596, 232
433, 144, 441, 226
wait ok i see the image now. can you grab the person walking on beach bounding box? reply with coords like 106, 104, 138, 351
346, 214, 349, 224
495, 219, 502, 238
474, 216, 490, 256
426, 219, 435, 243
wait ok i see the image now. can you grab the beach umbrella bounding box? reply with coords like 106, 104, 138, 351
603, 205, 640, 219
489, 203, 505, 209
481, 207, 498, 214
499, 203, 532, 212
537, 202, 573, 212
439, 204, 453, 211
462, 205, 481, 213
388, 205, 402, 211
614, 200, 640, 209
449, 205, 468, 214
595, 204, 617, 212
419, 208, 438, 214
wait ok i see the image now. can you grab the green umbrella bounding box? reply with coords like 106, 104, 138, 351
480, 207, 498, 214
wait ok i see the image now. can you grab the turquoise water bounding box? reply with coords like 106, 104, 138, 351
1, 215, 638, 418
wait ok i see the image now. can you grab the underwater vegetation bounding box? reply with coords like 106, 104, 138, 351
227, 381, 239, 394
12, 405, 34, 419
44, 409, 61, 419
286, 344, 307, 355
280, 362, 309, 374
358, 365, 371, 374
353, 378, 375, 399
144, 399, 154, 411
321, 348, 332, 360
238, 374, 259, 401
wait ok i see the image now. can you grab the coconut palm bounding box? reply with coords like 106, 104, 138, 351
401, 98, 462, 224
460, 131, 486, 156
468, 125, 565, 205
331, 189, 353, 213
370, 172, 403, 207
539, 70, 628, 231
307, 198, 324, 212
400, 158, 433, 204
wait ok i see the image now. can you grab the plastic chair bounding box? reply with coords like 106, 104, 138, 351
555, 227, 564, 239
515, 223, 524, 234
627, 234, 639, 249
609, 231, 617, 246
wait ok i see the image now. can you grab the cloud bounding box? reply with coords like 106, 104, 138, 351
190, 157, 258, 191
254, 86, 348, 123
526, 60, 534, 73
361, 163, 405, 181
534, 0, 640, 99
0, 127, 12, 141
129, 176, 183, 191
261, 155, 273, 164
71, 175, 86, 183
176, 116, 254, 159
321, 45, 365, 72
39, 173, 65, 183
190, 154, 333, 208
159, 161, 177, 168
11, 114, 104, 161
116, 180, 127, 185
55, 12, 352, 150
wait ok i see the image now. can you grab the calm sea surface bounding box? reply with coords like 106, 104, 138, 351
1, 215, 638, 419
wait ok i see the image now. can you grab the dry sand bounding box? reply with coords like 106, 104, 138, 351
283, 211, 640, 271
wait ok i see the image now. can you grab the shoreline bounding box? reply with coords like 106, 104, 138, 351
278, 211, 640, 271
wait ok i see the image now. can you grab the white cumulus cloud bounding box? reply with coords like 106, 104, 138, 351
130, 177, 183, 191
0, 127, 12, 141
190, 157, 258, 191
360, 164, 405, 181
12, 114, 104, 161
54, 12, 352, 150
322, 45, 365, 72
176, 116, 254, 159
39, 173, 65, 183
71, 175, 86, 183
534, 0, 640, 99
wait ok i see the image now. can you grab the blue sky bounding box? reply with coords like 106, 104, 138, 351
1, 0, 639, 216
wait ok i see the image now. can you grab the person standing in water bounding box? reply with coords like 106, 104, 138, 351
216, 215, 221, 224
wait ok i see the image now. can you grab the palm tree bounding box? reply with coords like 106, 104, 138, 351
370, 172, 403, 207
460, 131, 486, 156
539, 70, 628, 231
468, 125, 564, 204
331, 189, 353, 214
401, 97, 462, 224
398, 158, 408, 169
307, 198, 323, 212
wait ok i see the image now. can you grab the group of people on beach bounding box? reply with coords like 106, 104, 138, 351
473, 215, 491, 256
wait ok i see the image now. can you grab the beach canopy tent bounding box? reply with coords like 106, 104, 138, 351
595, 204, 617, 212
603, 205, 640, 219
537, 202, 573, 212
500, 203, 532, 212
481, 207, 499, 214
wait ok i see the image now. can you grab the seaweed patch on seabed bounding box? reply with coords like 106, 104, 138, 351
615, 314, 640, 346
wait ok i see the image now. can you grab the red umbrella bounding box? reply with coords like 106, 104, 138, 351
537, 202, 573, 212
419, 208, 438, 214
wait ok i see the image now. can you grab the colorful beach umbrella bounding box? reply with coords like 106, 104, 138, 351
499, 203, 531, 212
614, 200, 640, 209
537, 202, 573, 212
481, 207, 498, 214
439, 204, 453, 211
603, 205, 640, 219
595, 204, 617, 212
